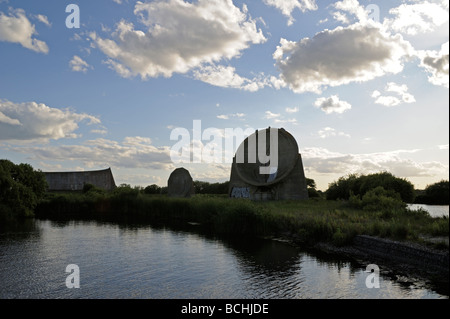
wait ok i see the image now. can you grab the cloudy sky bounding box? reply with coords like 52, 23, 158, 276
0, 0, 448, 191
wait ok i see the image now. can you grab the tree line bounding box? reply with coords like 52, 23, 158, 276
0, 159, 47, 219
1, 159, 448, 220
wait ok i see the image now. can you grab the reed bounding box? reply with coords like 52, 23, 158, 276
35, 193, 448, 248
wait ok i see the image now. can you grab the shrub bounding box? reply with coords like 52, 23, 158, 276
326, 172, 415, 203
360, 187, 406, 212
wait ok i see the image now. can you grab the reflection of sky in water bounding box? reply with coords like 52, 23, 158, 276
407, 204, 449, 218
0, 220, 446, 299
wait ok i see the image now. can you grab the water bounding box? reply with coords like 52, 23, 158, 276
407, 204, 449, 218
0, 219, 447, 299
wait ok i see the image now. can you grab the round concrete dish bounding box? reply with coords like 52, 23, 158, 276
168, 167, 194, 197
234, 128, 299, 187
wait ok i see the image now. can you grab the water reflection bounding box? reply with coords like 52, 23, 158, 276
0, 218, 447, 299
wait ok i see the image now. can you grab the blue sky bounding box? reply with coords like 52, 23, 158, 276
0, 0, 448, 190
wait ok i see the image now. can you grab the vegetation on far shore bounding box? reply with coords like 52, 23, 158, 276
1, 159, 448, 249
33, 187, 448, 249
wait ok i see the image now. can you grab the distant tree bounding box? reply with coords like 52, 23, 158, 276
111, 183, 139, 199
82, 183, 105, 196
0, 159, 48, 218
193, 180, 229, 194
306, 178, 316, 189
306, 178, 320, 198
160, 186, 168, 195
415, 180, 449, 205
144, 184, 162, 195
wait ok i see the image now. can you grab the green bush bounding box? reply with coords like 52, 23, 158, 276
326, 172, 415, 203
360, 187, 406, 212
348, 187, 406, 214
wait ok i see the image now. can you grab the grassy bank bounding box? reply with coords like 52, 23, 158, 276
35, 192, 449, 248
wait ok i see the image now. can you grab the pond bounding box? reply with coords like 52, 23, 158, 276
0, 219, 447, 299
407, 204, 449, 218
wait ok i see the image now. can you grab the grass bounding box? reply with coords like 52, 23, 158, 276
35, 193, 449, 248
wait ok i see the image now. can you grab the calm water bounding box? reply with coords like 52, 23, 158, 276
407, 204, 449, 218
0, 219, 447, 299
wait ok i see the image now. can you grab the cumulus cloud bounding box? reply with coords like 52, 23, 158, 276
418, 42, 449, 88
302, 147, 448, 179
35, 14, 51, 27
0, 99, 101, 142
7, 136, 174, 171
314, 95, 351, 114
217, 113, 245, 120
0, 8, 49, 53
318, 127, 350, 139
285, 107, 299, 113
273, 24, 413, 93
332, 0, 372, 25
384, 1, 449, 35
90, 0, 266, 79
193, 65, 266, 92
264, 110, 297, 125
264, 111, 281, 119
263, 0, 317, 26
69, 55, 92, 73
372, 82, 416, 106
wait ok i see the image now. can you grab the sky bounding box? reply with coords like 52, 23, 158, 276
0, 0, 448, 191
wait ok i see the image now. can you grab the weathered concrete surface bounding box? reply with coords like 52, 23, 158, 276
229, 128, 308, 201
44, 168, 116, 191
167, 167, 195, 198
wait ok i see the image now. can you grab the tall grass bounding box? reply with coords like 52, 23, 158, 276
35, 193, 449, 248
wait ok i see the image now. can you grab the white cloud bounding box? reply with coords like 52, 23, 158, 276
0, 99, 101, 142
91, 0, 266, 79
418, 42, 449, 88
384, 1, 449, 35
193, 65, 266, 92
0, 111, 21, 126
263, 0, 317, 26
7, 136, 174, 171
274, 118, 298, 125
0, 8, 49, 53
35, 14, 51, 27
69, 56, 92, 73
91, 129, 108, 135
217, 113, 245, 120
318, 127, 350, 139
373, 95, 402, 107
264, 110, 298, 125
314, 95, 352, 114
333, 11, 350, 24
264, 111, 281, 119
372, 82, 416, 106
285, 107, 299, 113
332, 0, 369, 25
302, 147, 448, 179
273, 24, 413, 93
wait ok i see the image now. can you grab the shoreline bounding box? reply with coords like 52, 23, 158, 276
272, 232, 449, 291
